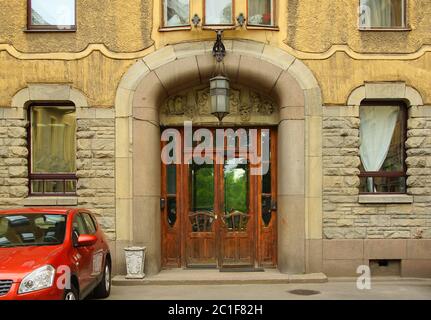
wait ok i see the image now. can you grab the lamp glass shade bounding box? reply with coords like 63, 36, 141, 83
210, 76, 230, 121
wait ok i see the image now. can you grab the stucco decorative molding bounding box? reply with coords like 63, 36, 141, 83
347, 82, 424, 107
281, 43, 431, 61
2, 41, 431, 61
0, 43, 155, 61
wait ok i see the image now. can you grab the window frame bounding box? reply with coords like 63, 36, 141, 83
28, 103, 78, 197
203, 0, 235, 28
160, 0, 192, 31
358, 0, 408, 31
26, 0, 77, 32
358, 101, 408, 195
246, 0, 278, 29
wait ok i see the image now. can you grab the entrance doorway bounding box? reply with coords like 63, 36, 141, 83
161, 128, 277, 269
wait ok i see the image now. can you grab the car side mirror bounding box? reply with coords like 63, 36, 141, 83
76, 234, 97, 247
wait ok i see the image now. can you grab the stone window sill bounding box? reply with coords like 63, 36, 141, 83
21, 197, 78, 207
358, 194, 413, 204
358, 27, 412, 32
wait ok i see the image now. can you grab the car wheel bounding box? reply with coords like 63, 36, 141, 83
93, 261, 111, 299
64, 284, 79, 300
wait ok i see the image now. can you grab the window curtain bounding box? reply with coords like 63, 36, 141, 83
360, 0, 403, 27
31, 107, 76, 174
360, 106, 400, 192
248, 0, 272, 25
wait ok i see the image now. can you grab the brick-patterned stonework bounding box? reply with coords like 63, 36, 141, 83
0, 108, 116, 241
0, 119, 29, 205
76, 114, 116, 240
323, 107, 431, 240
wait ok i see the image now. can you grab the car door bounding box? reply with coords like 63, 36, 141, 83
71, 213, 93, 292
81, 213, 104, 282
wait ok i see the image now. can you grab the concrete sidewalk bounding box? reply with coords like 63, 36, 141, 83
112, 269, 328, 286
106, 278, 431, 300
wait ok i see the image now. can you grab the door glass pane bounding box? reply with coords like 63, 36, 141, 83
31, 106, 76, 174
167, 165, 177, 195
164, 0, 190, 27
224, 158, 249, 231
248, 0, 274, 26
262, 164, 272, 227
262, 165, 271, 194
189, 162, 215, 232
262, 195, 272, 227
31, 0, 75, 27
205, 0, 232, 25
190, 163, 214, 211
167, 197, 177, 228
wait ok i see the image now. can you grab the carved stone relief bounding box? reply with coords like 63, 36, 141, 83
160, 85, 278, 125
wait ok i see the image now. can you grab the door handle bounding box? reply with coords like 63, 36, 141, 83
271, 200, 277, 211
160, 198, 166, 210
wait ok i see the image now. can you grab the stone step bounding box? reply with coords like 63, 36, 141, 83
112, 270, 328, 286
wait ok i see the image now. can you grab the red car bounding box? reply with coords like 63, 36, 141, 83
0, 208, 111, 300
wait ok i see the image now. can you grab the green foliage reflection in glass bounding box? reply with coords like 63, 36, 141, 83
190, 163, 214, 211
224, 158, 248, 213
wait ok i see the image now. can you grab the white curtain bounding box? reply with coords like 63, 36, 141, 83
360, 0, 401, 27
360, 106, 399, 192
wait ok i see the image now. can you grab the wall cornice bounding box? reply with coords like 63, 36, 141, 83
2, 42, 431, 61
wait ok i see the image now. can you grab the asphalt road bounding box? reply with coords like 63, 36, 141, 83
106, 279, 431, 300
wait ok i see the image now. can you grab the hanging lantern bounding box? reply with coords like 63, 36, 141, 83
210, 75, 230, 122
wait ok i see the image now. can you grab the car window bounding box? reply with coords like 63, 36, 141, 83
82, 213, 97, 234
0, 214, 67, 247
72, 214, 87, 236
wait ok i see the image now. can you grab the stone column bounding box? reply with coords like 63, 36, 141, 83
132, 110, 162, 276
277, 119, 306, 273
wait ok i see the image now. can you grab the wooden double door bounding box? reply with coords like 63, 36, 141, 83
162, 128, 277, 269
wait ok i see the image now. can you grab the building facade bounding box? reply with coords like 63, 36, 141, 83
0, 0, 431, 277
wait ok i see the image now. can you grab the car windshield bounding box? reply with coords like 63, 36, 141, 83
0, 214, 67, 248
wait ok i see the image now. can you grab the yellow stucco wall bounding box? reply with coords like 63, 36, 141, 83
1, 0, 431, 107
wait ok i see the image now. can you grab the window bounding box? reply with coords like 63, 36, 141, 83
72, 214, 87, 237
163, 0, 190, 27
0, 214, 67, 247
359, 0, 406, 29
359, 103, 407, 193
30, 105, 77, 196
28, 0, 76, 31
82, 213, 97, 234
205, 0, 233, 25
248, 0, 275, 26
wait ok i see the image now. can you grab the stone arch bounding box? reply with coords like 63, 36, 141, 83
347, 82, 424, 107
9, 84, 89, 120
115, 40, 323, 275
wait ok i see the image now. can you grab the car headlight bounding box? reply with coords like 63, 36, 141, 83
18, 265, 55, 294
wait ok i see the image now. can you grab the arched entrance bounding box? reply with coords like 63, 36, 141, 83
159, 84, 280, 269
115, 40, 323, 275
